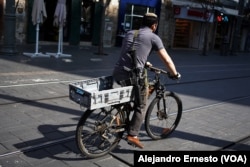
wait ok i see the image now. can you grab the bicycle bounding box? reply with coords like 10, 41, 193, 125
73, 64, 182, 158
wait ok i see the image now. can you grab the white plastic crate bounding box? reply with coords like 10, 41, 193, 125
69, 76, 133, 110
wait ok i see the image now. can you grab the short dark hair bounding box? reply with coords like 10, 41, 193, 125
142, 13, 158, 27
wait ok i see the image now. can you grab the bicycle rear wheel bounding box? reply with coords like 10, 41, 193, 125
145, 91, 182, 140
76, 106, 125, 158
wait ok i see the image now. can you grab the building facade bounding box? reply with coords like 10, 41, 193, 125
1, 0, 249, 52
0, 0, 4, 41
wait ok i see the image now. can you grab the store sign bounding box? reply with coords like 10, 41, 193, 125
174, 6, 181, 15
187, 9, 209, 19
173, 6, 214, 22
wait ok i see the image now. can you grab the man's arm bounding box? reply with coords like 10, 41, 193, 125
157, 48, 178, 76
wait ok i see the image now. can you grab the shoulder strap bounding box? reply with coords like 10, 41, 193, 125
130, 30, 139, 70
131, 30, 139, 51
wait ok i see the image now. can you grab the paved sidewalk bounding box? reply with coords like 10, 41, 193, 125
0, 44, 249, 167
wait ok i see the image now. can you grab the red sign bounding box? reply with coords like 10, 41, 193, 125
188, 10, 204, 17
174, 6, 181, 15
188, 10, 210, 19
217, 15, 222, 22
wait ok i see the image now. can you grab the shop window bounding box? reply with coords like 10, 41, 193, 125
173, 19, 191, 48
123, 4, 155, 31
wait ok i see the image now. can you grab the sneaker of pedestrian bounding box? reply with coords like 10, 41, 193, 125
127, 135, 144, 149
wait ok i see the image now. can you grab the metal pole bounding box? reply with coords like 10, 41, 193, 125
231, 0, 245, 55
0, 0, 18, 56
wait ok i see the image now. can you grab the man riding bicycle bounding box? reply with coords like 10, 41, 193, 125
112, 13, 181, 149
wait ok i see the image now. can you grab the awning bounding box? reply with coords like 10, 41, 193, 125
172, 0, 239, 16
53, 0, 67, 27
214, 6, 240, 17
31, 0, 47, 25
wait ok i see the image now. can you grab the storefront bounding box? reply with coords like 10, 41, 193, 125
17, 0, 243, 51
172, 5, 214, 49
26, 0, 101, 45
171, 0, 239, 51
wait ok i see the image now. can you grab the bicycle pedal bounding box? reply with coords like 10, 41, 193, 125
115, 127, 125, 133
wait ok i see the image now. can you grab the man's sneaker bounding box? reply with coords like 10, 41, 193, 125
127, 135, 144, 149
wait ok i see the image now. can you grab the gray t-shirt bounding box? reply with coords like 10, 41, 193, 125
113, 26, 164, 81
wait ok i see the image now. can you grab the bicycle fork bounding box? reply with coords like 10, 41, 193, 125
156, 94, 168, 120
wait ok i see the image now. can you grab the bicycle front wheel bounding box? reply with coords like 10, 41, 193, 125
145, 91, 182, 140
76, 106, 125, 158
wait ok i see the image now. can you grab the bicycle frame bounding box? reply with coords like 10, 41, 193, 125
74, 65, 182, 158
111, 68, 168, 129
148, 68, 167, 99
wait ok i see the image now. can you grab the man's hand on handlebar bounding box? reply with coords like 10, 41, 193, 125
145, 61, 181, 80
168, 72, 181, 80
145, 61, 152, 68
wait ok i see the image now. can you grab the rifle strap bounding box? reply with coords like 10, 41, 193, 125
132, 30, 148, 87
130, 30, 139, 70
132, 30, 139, 51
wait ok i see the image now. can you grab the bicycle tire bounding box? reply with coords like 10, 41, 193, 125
145, 91, 182, 140
76, 106, 125, 158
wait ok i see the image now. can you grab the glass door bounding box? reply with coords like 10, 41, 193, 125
123, 4, 155, 31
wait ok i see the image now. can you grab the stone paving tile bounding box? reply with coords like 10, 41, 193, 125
0, 155, 33, 167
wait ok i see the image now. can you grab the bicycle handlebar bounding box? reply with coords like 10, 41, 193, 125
145, 62, 181, 80
145, 63, 169, 75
